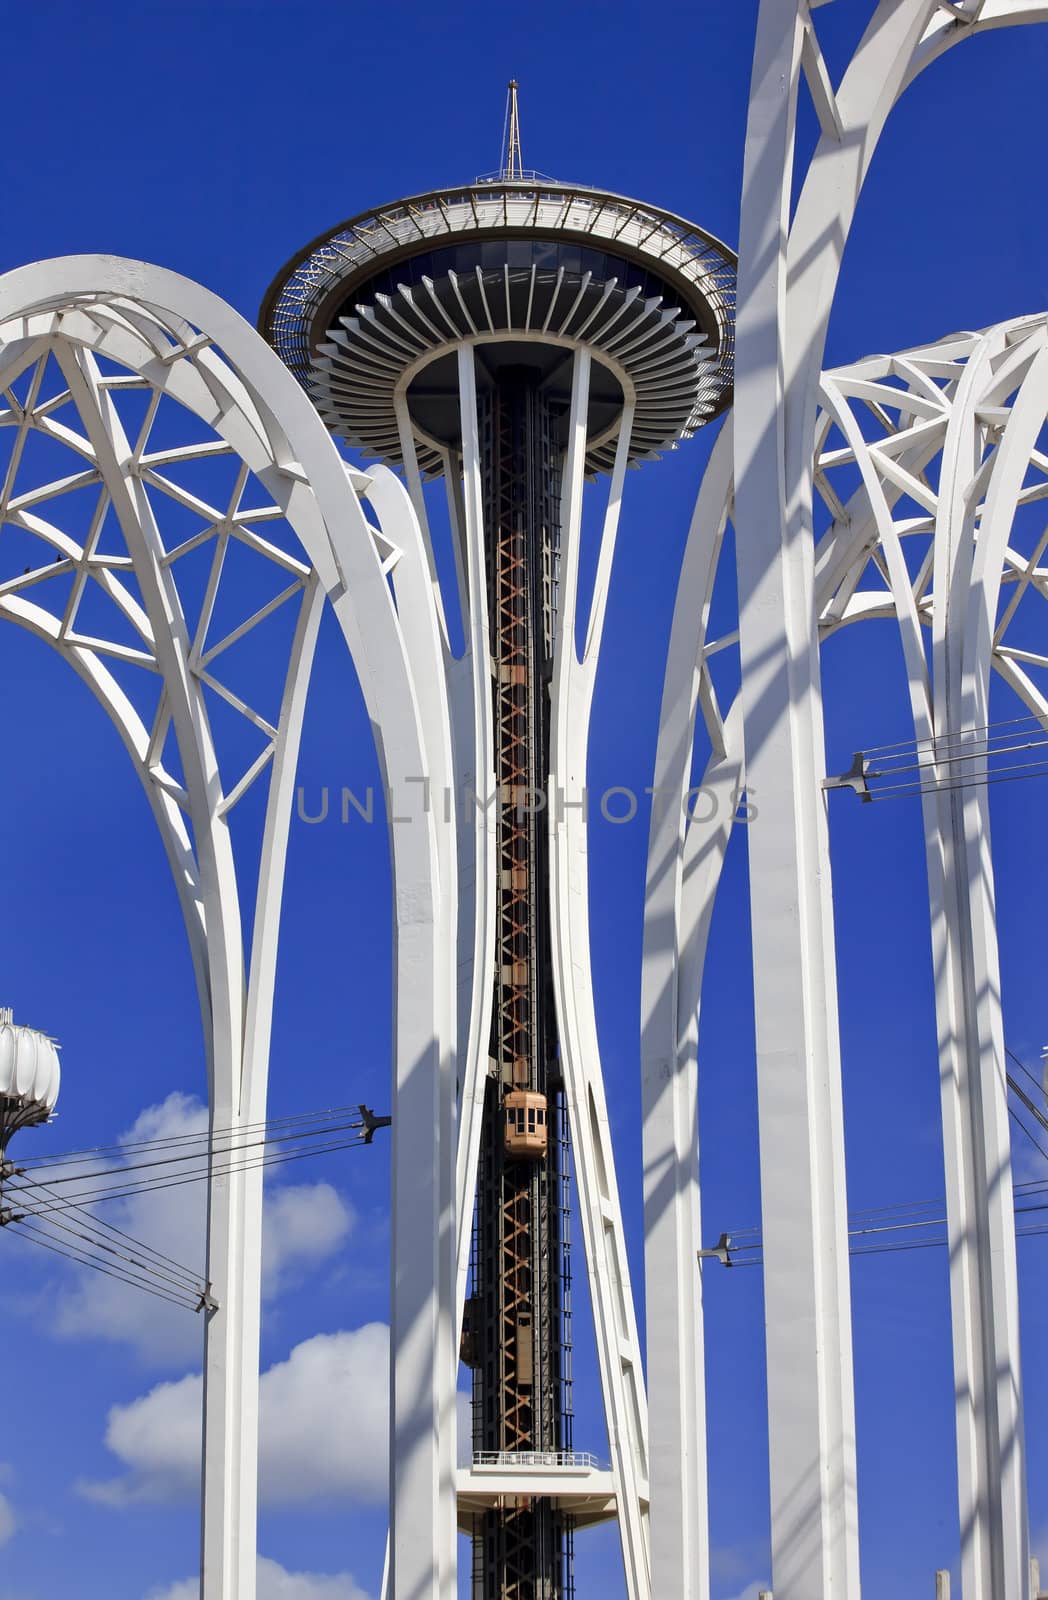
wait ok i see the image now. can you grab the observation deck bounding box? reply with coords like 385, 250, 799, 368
260, 180, 736, 474
456, 1451, 634, 1534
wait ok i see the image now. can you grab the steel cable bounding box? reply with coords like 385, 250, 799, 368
1, 1108, 386, 1306
7, 1132, 375, 1219
15, 1102, 366, 1171
10, 1217, 200, 1310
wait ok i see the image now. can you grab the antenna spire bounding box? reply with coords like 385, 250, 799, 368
503, 79, 524, 180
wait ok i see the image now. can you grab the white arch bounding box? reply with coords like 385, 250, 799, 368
0, 257, 456, 1600
728, 7, 1048, 1595
645, 309, 1048, 1599
639, 418, 735, 1600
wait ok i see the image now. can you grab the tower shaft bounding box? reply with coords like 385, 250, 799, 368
470, 370, 573, 1599
261, 143, 735, 1600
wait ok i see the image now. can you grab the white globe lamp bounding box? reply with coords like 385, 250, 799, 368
0, 1006, 61, 1160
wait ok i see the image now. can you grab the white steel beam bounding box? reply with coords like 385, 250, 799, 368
363, 463, 459, 1600
640, 419, 734, 1600
922, 332, 1046, 1599
734, 9, 860, 1594
452, 346, 498, 1348
0, 258, 459, 1600
547, 355, 651, 1600
54, 339, 261, 1600
735, 5, 1048, 1591
818, 319, 1042, 1600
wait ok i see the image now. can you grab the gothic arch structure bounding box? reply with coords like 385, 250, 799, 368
641, 6, 1048, 1596
0, 257, 455, 1600
643, 310, 1048, 1599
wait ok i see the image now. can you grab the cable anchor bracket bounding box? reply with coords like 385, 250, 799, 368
359, 1105, 392, 1144
822, 751, 872, 802
698, 1232, 734, 1267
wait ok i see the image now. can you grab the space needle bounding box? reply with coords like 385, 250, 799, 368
260, 83, 735, 1600
1, 7, 1045, 1598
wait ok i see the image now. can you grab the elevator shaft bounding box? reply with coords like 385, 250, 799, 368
468, 369, 574, 1600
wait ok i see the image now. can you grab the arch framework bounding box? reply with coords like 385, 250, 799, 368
644, 311, 1048, 1600
0, 257, 457, 1600
0, 256, 658, 1600
683, 5, 1048, 1597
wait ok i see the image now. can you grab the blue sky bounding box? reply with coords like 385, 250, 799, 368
2, 4, 1048, 1599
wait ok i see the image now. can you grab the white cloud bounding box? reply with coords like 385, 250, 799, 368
82, 1322, 389, 1507
263, 1181, 353, 1295
146, 1555, 371, 1600
0, 1488, 15, 1547
723, 1585, 771, 1600
39, 1093, 353, 1365
257, 1324, 388, 1504
84, 1370, 203, 1504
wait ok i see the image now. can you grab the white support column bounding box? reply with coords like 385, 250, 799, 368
54, 339, 256, 1600
199, 1118, 258, 1600
452, 345, 498, 1339
733, 9, 860, 1596
728, 8, 1038, 1593
396, 366, 496, 1369
922, 337, 1045, 1600
199, 559, 323, 1596
925, 769, 1025, 1600
363, 463, 460, 1599
0, 257, 469, 1600
640, 421, 734, 1600
323, 539, 452, 1600
820, 329, 1038, 1599
393, 389, 454, 654
548, 359, 651, 1600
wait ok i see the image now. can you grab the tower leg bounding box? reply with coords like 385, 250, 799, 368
549, 353, 651, 1600
640, 423, 736, 1600
452, 348, 498, 1353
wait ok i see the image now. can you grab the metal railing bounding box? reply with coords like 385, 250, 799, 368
472, 1450, 599, 1471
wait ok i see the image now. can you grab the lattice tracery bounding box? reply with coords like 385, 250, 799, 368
0, 320, 320, 849
693, 320, 1048, 758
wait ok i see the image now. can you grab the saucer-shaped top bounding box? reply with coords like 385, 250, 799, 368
260, 180, 736, 475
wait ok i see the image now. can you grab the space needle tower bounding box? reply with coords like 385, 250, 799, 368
261, 84, 735, 1600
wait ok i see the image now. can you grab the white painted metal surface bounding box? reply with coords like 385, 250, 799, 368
316, 295, 716, 474
643, 313, 1048, 1600
384, 337, 653, 1597
640, 420, 735, 1600
734, 11, 860, 1591
0, 257, 453, 1600
450, 346, 497, 1352
0, 252, 656, 1600
724, 5, 1048, 1595
262, 179, 736, 467
456, 1461, 621, 1534
0, 1019, 61, 1118
816, 321, 1048, 1600
546, 352, 651, 1600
